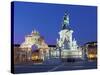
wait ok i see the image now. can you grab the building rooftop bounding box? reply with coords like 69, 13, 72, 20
48, 45, 56, 47
14, 44, 20, 47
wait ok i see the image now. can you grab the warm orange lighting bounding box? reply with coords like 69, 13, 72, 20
88, 54, 96, 59
31, 55, 39, 60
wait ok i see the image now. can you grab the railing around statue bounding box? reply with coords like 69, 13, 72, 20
49, 49, 83, 62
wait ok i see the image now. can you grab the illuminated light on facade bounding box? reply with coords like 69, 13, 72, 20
20, 29, 49, 61
84, 42, 97, 60
88, 54, 96, 59
31, 51, 43, 63
31, 55, 39, 60
20, 30, 40, 49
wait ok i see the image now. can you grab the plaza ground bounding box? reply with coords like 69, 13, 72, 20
14, 60, 97, 74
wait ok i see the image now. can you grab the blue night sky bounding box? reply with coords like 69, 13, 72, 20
13, 1, 97, 46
